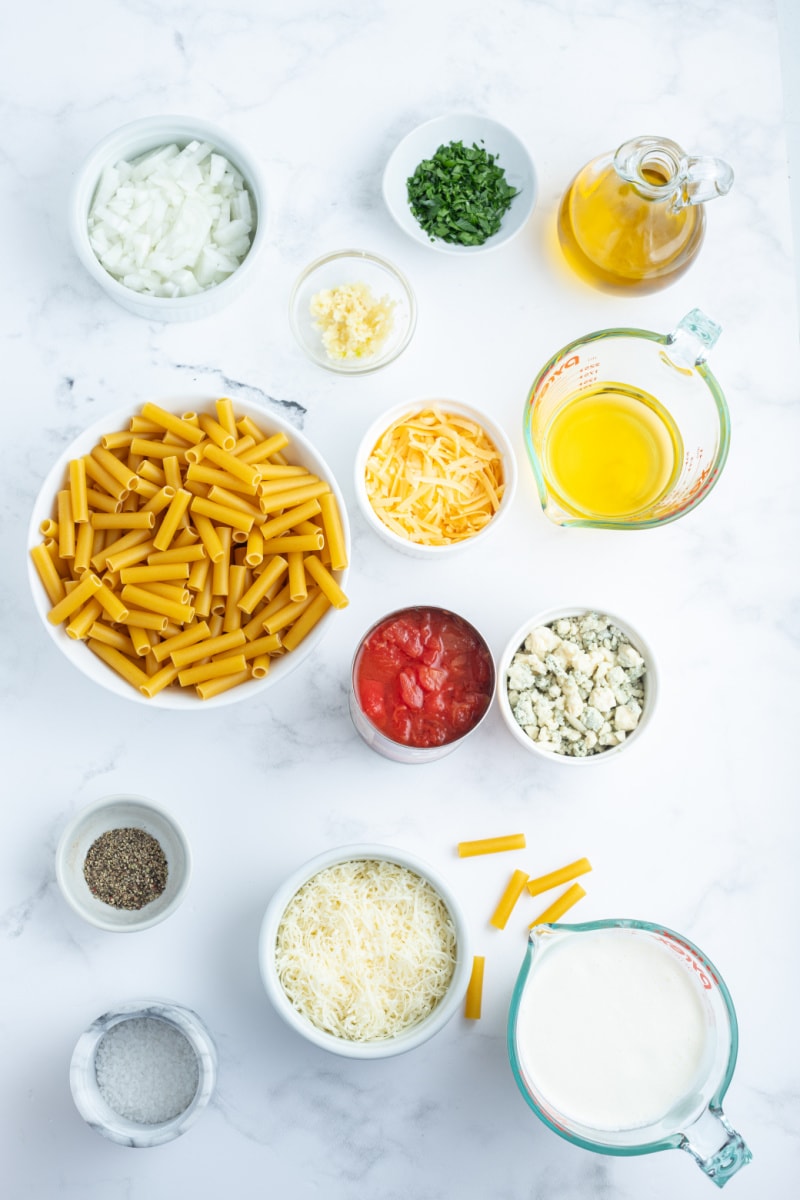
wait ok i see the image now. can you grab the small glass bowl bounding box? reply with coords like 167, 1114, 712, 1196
55, 794, 192, 932
70, 999, 217, 1146
289, 249, 416, 374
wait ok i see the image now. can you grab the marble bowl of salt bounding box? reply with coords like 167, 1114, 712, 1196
70, 999, 217, 1146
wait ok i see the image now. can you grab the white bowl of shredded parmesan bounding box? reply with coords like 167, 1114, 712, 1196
259, 844, 471, 1057
355, 399, 517, 555
289, 250, 417, 374
70, 115, 267, 321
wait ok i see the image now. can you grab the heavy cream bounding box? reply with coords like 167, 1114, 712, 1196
514, 928, 713, 1132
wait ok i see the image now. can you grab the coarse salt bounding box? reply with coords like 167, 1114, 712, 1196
95, 1016, 199, 1124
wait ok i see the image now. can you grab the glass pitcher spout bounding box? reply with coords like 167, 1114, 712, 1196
680, 1106, 752, 1187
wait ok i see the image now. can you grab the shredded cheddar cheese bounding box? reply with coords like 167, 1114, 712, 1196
310, 282, 395, 360
275, 859, 457, 1042
364, 407, 505, 545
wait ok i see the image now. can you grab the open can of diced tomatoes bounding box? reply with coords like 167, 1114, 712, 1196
350, 606, 496, 763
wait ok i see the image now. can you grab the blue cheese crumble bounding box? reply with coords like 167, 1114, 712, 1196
505, 612, 646, 757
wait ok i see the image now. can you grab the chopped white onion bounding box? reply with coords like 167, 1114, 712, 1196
87, 140, 255, 298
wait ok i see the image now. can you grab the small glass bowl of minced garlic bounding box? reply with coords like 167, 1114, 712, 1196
55, 794, 192, 931
289, 249, 417, 374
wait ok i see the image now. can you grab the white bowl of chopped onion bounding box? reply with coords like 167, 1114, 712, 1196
70, 115, 267, 320
354, 398, 517, 557
497, 607, 658, 764
258, 843, 472, 1058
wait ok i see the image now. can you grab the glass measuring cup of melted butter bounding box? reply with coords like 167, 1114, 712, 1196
508, 921, 751, 1188
524, 310, 730, 529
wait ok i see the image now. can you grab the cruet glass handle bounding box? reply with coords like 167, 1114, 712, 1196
679, 1106, 752, 1188
673, 155, 734, 210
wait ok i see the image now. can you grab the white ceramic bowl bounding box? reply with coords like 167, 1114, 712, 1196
382, 113, 537, 255
69, 115, 268, 321
70, 998, 216, 1146
354, 398, 517, 558
55, 794, 192, 932
258, 843, 472, 1058
497, 607, 658, 765
28, 393, 350, 709
289, 249, 417, 374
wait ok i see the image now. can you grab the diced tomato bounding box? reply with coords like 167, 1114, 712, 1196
421, 635, 444, 666
385, 619, 424, 658
398, 668, 424, 710
354, 607, 493, 749
390, 705, 413, 743
415, 719, 448, 747
358, 679, 386, 722
364, 632, 405, 672
418, 664, 448, 692
423, 690, 447, 716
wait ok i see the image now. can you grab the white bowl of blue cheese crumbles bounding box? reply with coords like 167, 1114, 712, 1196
497, 609, 656, 762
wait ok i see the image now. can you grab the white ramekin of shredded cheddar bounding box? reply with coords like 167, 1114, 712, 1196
354, 399, 517, 556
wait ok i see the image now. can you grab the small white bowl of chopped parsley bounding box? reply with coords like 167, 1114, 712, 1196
383, 114, 537, 254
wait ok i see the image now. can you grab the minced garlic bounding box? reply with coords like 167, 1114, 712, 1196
310, 281, 395, 360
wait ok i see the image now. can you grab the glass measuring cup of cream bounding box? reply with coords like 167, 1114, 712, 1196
508, 920, 751, 1187
524, 310, 730, 528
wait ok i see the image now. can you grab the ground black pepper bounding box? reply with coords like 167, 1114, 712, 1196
83, 827, 168, 910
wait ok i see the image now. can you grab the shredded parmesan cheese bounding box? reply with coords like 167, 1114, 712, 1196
310, 282, 395, 360
364, 407, 505, 545
275, 859, 458, 1041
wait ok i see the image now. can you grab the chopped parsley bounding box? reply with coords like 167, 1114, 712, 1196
406, 139, 519, 247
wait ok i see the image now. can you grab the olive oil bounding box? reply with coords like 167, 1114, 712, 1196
542, 383, 683, 519
556, 154, 706, 293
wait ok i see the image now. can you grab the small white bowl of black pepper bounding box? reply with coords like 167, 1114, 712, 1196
55, 794, 192, 931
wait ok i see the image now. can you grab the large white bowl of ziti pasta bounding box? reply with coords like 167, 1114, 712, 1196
354, 398, 517, 557
28, 395, 350, 708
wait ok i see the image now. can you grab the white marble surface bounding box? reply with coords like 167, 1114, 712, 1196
2, 1, 798, 1197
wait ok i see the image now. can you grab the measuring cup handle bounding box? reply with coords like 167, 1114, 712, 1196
665, 308, 722, 368
680, 1106, 752, 1187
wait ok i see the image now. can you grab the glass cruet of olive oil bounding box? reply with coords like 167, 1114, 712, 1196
557, 136, 734, 292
